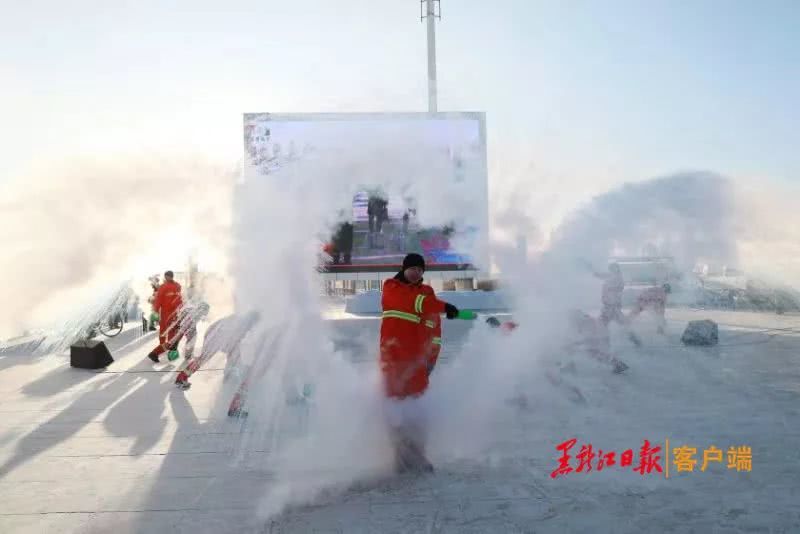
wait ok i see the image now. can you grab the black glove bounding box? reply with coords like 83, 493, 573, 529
486, 316, 501, 328
444, 303, 459, 320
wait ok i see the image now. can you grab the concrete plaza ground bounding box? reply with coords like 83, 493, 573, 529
0, 309, 798, 533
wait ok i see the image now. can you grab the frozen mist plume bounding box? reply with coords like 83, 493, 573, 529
230, 159, 394, 521
734, 181, 800, 287
419, 172, 747, 467
231, 162, 777, 519
0, 154, 234, 341
487, 172, 740, 325
231, 131, 495, 519
548, 172, 738, 271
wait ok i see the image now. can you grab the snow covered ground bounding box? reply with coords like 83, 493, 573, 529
0, 308, 798, 533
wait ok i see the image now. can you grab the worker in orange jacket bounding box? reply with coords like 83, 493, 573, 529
147, 270, 183, 363
380, 253, 459, 473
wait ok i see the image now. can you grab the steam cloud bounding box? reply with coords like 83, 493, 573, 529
0, 154, 233, 340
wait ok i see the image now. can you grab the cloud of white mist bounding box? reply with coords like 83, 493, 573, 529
389, 170, 800, 473
224, 126, 800, 526
734, 181, 800, 287
486, 171, 739, 323
419, 172, 740, 455
230, 136, 800, 520
0, 154, 234, 341
548, 172, 738, 271
228, 124, 496, 518
244, 169, 744, 515
425, 170, 800, 467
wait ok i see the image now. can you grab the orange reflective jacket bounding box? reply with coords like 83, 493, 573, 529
153, 280, 183, 331
379, 277, 446, 398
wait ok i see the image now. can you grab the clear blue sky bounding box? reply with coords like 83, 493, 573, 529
1, 0, 798, 183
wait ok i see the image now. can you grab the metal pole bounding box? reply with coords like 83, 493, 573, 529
425, 0, 438, 112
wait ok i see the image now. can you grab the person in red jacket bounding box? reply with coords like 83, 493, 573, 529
147, 270, 183, 363
380, 253, 459, 473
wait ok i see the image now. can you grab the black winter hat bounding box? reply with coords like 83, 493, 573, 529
401, 253, 426, 272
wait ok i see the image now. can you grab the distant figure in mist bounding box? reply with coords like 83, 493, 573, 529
592, 262, 642, 347
367, 195, 389, 249
331, 221, 354, 265
147, 270, 183, 363
593, 262, 626, 325
367, 195, 388, 234
379, 253, 460, 474
627, 284, 671, 335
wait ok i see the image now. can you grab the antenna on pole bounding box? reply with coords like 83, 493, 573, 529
420, 0, 441, 112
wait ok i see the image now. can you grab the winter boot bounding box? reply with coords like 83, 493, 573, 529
174, 371, 191, 390
407, 440, 434, 473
